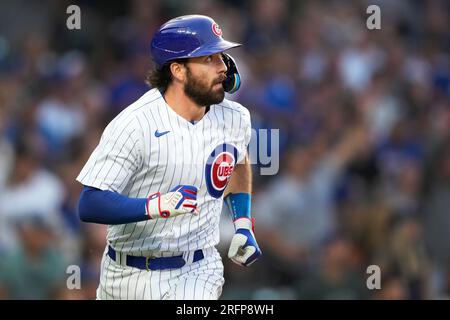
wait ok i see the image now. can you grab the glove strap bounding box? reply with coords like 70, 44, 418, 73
233, 217, 255, 233
146, 192, 170, 219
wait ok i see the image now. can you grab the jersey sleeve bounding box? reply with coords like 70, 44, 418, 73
76, 115, 144, 193
237, 105, 252, 164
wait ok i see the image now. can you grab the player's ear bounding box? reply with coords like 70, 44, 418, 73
169, 62, 186, 83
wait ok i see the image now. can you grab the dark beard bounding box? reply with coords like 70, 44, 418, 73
184, 67, 225, 107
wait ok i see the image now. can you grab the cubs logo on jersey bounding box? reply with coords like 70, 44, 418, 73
205, 143, 238, 198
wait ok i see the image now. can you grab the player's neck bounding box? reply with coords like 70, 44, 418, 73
163, 86, 206, 122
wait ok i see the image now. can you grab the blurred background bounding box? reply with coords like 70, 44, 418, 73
0, 0, 449, 300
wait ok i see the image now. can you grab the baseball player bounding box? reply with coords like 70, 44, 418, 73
76, 15, 261, 300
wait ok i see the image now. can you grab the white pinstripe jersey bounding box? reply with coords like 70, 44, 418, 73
76, 88, 251, 255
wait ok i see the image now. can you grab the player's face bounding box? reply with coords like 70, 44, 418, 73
184, 53, 227, 107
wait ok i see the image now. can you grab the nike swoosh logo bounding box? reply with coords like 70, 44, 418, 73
154, 130, 170, 137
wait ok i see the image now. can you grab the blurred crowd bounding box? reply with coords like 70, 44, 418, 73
0, 0, 449, 299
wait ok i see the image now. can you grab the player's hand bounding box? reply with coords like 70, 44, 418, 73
146, 185, 199, 219
228, 218, 262, 266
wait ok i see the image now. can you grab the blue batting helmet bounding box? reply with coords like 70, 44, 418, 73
150, 15, 241, 69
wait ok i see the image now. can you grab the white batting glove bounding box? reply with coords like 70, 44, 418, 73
228, 218, 262, 267
146, 185, 199, 219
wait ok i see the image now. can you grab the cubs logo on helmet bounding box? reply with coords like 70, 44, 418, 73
212, 22, 222, 37
205, 144, 238, 198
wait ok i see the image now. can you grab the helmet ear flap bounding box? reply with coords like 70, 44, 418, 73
222, 53, 241, 94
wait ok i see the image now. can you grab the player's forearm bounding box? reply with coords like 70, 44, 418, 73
78, 186, 149, 225
224, 155, 252, 196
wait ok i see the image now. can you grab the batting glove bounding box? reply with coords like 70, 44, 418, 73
228, 217, 262, 266
146, 185, 199, 219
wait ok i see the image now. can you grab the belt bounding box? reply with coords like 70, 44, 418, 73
107, 246, 204, 271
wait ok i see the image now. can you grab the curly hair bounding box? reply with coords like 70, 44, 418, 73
145, 59, 186, 92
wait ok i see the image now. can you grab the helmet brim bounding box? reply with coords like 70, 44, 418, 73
188, 40, 242, 58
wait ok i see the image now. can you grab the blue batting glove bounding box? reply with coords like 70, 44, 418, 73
228, 218, 262, 266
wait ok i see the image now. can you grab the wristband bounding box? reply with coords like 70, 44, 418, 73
224, 193, 251, 221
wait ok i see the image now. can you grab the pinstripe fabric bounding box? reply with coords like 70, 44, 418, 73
96, 247, 223, 300
77, 88, 250, 300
